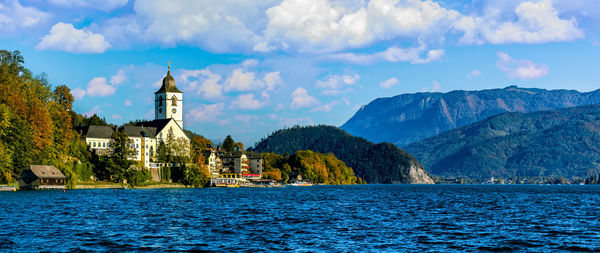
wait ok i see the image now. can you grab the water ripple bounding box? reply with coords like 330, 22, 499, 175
1, 185, 600, 251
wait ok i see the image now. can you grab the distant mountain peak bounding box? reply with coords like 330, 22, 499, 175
341, 86, 600, 147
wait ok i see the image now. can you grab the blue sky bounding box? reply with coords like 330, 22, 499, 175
1, 0, 600, 146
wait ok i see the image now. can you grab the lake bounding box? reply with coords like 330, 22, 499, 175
1, 185, 599, 252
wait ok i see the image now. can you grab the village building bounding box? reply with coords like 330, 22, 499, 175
222, 151, 250, 174
78, 67, 190, 181
78, 125, 115, 156
76, 65, 265, 186
19, 165, 67, 190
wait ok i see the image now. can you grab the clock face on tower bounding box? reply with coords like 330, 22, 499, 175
172, 108, 177, 114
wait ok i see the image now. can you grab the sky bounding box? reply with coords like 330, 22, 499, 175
1, 0, 600, 146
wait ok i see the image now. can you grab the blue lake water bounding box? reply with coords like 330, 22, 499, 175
1, 185, 600, 252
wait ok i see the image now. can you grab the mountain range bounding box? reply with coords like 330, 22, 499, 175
341, 86, 600, 147
404, 104, 600, 179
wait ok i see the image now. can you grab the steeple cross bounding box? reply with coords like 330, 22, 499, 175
168, 62, 171, 71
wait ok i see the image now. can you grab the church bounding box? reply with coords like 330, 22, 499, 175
79, 66, 190, 181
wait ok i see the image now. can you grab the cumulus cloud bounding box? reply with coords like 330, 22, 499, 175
180, 69, 224, 100
110, 69, 127, 85
467, 70, 481, 79
225, 68, 261, 92
111, 114, 122, 120
84, 69, 128, 97
86, 77, 116, 97
124, 100, 132, 106
47, 0, 128, 11
291, 87, 319, 110
316, 74, 359, 89
70, 87, 86, 100
102, 0, 272, 52
230, 94, 266, 110
327, 45, 444, 64
455, 0, 584, 45
263, 71, 283, 95
36, 23, 111, 53
497, 52, 549, 79
0, 0, 49, 32
260, 0, 459, 53
188, 103, 225, 122
380, 78, 399, 89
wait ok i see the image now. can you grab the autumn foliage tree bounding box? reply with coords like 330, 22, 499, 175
0, 50, 84, 184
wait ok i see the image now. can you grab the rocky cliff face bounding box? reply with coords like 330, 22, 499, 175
341, 86, 600, 147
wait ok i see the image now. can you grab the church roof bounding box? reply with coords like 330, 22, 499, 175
80, 125, 115, 139
155, 69, 182, 94
135, 119, 172, 134
122, 125, 157, 138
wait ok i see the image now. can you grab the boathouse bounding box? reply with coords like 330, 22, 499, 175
19, 165, 67, 190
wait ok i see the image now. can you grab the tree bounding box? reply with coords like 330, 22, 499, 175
107, 129, 135, 182
182, 164, 209, 187
191, 135, 212, 150
171, 137, 191, 164
222, 135, 235, 152
235, 142, 244, 151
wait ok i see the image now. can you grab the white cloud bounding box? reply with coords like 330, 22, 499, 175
316, 74, 359, 89
111, 114, 122, 120
263, 71, 283, 93
180, 69, 224, 100
107, 0, 271, 53
327, 45, 444, 64
497, 52, 549, 79
110, 69, 127, 85
260, 0, 459, 53
231, 94, 266, 110
241, 59, 259, 67
455, 0, 585, 45
86, 77, 116, 97
467, 70, 481, 79
36, 23, 111, 53
48, 0, 128, 11
124, 100, 132, 106
188, 103, 225, 122
70, 87, 86, 100
380, 78, 399, 89
291, 87, 319, 110
0, 0, 49, 32
225, 68, 261, 92
310, 100, 339, 112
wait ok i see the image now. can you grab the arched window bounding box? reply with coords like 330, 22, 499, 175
159, 96, 163, 106
150, 146, 154, 157
171, 95, 177, 106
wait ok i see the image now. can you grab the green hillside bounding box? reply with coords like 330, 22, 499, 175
405, 104, 600, 179
251, 125, 433, 184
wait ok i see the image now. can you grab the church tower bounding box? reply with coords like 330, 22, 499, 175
155, 65, 183, 128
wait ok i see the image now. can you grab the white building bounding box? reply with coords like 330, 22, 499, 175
80, 66, 191, 181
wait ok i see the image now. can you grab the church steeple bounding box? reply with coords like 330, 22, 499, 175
154, 64, 184, 128
155, 64, 182, 94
